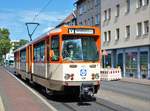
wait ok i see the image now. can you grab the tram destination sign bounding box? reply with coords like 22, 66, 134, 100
68, 28, 94, 34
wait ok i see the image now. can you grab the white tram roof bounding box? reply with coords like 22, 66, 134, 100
14, 27, 61, 53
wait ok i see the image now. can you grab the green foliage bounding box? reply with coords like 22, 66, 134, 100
0, 28, 10, 39
0, 28, 11, 63
13, 39, 29, 51
19, 39, 29, 46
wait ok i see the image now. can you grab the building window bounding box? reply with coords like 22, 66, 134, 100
136, 0, 143, 8
115, 28, 120, 40
137, 0, 149, 8
89, 0, 93, 9
125, 0, 130, 13
88, 18, 90, 26
117, 53, 123, 76
104, 8, 111, 21
140, 51, 148, 79
79, 5, 87, 14
104, 10, 107, 21
125, 52, 138, 78
94, 0, 99, 6
137, 22, 142, 36
125, 25, 130, 38
104, 32, 107, 42
84, 19, 87, 25
79, 22, 83, 26
87, 0, 90, 11
79, 7, 83, 15
108, 8, 111, 20
95, 14, 100, 25
105, 54, 111, 67
115, 4, 120, 17
91, 17, 94, 26
83, 5, 87, 13
143, 20, 149, 35
142, 0, 149, 6
107, 31, 111, 42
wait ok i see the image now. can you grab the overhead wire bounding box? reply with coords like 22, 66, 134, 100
32, 0, 53, 22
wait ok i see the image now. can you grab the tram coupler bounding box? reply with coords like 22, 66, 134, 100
79, 83, 94, 101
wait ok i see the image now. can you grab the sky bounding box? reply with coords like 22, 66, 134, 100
0, 0, 75, 40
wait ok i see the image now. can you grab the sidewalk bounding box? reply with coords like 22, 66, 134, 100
120, 77, 150, 86
0, 66, 54, 111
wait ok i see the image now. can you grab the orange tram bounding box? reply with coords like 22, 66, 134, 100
14, 26, 101, 99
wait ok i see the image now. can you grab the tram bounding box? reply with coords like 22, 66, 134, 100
14, 26, 101, 99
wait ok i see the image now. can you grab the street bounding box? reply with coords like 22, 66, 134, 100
1, 66, 149, 111
0, 0, 150, 111
97, 81, 150, 111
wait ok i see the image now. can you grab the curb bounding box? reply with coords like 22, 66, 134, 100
4, 68, 58, 111
120, 78, 150, 86
0, 96, 5, 111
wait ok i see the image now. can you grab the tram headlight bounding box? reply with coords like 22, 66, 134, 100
92, 73, 95, 80
64, 74, 70, 80
91, 73, 99, 80
70, 74, 74, 80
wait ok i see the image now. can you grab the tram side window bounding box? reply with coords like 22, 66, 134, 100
34, 48, 37, 62
51, 37, 59, 61
20, 50, 26, 63
34, 42, 45, 62
41, 44, 45, 62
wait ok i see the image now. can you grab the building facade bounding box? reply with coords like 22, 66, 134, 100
75, 0, 101, 28
101, 0, 150, 79
55, 11, 77, 28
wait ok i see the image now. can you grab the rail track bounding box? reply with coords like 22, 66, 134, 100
5, 66, 131, 111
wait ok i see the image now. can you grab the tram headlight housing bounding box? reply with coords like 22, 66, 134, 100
64, 74, 74, 80
91, 73, 99, 80
92, 73, 95, 80
95, 73, 99, 79
64, 74, 70, 80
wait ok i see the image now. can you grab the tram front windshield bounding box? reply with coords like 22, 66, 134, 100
62, 36, 99, 62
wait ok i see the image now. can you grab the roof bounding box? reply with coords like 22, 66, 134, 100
55, 12, 76, 28
74, 0, 85, 5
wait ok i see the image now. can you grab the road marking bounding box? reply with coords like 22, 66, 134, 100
0, 96, 5, 111
5, 70, 58, 111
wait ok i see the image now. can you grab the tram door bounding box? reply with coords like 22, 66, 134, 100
28, 45, 33, 74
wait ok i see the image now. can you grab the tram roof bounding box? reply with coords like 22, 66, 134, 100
14, 25, 99, 53
14, 27, 61, 53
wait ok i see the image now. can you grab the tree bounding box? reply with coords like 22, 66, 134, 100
13, 39, 29, 51
19, 39, 29, 46
0, 28, 12, 64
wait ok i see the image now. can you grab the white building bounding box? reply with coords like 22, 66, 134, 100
101, 0, 150, 79
4, 40, 19, 65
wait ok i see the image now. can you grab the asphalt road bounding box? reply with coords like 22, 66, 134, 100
97, 81, 150, 111
5, 66, 150, 111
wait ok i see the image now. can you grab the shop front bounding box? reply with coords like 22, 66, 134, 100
103, 46, 150, 79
